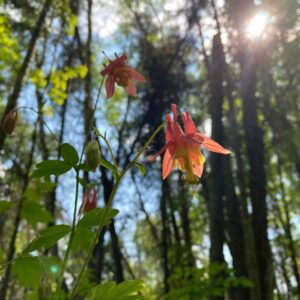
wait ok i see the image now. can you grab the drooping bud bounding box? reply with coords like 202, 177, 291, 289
2, 109, 18, 134
85, 140, 101, 171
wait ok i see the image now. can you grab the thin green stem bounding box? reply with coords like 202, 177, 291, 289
16, 106, 59, 142
99, 133, 119, 172
55, 78, 104, 297
56, 170, 80, 294
69, 122, 165, 299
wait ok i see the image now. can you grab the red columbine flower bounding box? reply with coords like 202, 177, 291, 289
150, 104, 231, 183
79, 188, 97, 215
100, 53, 146, 98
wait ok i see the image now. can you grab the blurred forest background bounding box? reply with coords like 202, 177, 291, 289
0, 0, 300, 299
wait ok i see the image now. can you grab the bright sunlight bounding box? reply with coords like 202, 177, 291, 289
245, 11, 270, 39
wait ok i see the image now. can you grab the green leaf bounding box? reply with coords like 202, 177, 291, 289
61, 143, 79, 167
12, 256, 43, 289
32, 160, 72, 178
24, 225, 71, 253
100, 158, 119, 180
85, 280, 144, 300
72, 227, 95, 251
92, 126, 101, 136
0, 200, 14, 213
78, 163, 93, 172
21, 201, 53, 227
135, 162, 147, 176
39, 256, 62, 279
77, 208, 119, 229
72, 208, 119, 251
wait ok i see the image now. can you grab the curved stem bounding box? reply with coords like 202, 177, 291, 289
55, 78, 104, 297
99, 133, 119, 172
16, 106, 59, 142
69, 122, 165, 299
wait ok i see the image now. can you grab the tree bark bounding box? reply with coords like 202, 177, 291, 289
229, 1, 274, 298
0, 0, 52, 150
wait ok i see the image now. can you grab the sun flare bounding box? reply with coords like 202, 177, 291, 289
246, 11, 270, 39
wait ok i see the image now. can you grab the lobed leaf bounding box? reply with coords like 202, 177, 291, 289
85, 279, 144, 300
61, 143, 79, 167
24, 224, 71, 253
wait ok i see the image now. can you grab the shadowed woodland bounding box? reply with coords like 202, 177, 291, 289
0, 0, 300, 299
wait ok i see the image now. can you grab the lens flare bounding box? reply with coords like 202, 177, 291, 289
246, 11, 270, 39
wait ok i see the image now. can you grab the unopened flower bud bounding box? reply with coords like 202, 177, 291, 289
85, 140, 101, 171
2, 109, 18, 134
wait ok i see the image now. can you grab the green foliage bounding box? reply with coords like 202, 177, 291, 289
32, 160, 72, 178
24, 224, 72, 253
165, 264, 252, 300
0, 15, 20, 85
30, 68, 47, 89
135, 162, 147, 176
99, 158, 120, 180
78, 207, 119, 228
85, 280, 144, 300
0, 200, 15, 213
49, 65, 88, 105
61, 143, 79, 167
72, 208, 119, 251
21, 200, 53, 227
12, 256, 43, 289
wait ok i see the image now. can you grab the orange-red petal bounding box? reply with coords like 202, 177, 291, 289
106, 76, 115, 98
193, 163, 204, 177
182, 111, 197, 135
199, 134, 231, 154
162, 149, 174, 179
126, 66, 146, 82
125, 80, 136, 96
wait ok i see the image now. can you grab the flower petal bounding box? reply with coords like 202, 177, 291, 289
162, 149, 174, 179
148, 141, 174, 161
125, 80, 136, 96
182, 111, 197, 135
193, 163, 204, 177
171, 104, 178, 121
181, 135, 204, 144
126, 66, 146, 82
106, 76, 115, 98
200, 134, 231, 154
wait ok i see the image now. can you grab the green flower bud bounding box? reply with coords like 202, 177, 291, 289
3, 109, 18, 134
85, 140, 101, 171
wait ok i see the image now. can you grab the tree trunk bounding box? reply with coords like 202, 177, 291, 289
0, 124, 37, 299
229, 1, 274, 298
0, 0, 52, 150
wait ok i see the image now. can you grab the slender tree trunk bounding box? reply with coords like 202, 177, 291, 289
0, 124, 38, 299
229, 1, 274, 298
178, 176, 194, 268
274, 151, 300, 297
0, 0, 52, 150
